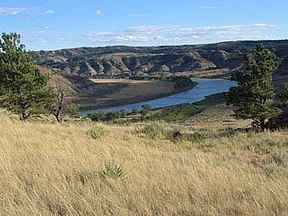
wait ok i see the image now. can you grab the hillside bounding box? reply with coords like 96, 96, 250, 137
35, 40, 288, 90
0, 104, 287, 215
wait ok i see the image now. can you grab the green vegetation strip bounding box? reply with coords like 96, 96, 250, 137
148, 93, 226, 122
86, 93, 226, 123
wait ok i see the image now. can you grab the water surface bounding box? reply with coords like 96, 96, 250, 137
81, 78, 237, 116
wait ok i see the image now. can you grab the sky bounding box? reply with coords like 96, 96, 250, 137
0, 0, 287, 50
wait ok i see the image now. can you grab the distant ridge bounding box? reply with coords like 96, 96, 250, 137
34, 40, 288, 90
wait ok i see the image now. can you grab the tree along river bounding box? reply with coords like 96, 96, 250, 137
81, 78, 237, 116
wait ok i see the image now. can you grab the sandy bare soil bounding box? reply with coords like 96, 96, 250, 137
90, 79, 154, 84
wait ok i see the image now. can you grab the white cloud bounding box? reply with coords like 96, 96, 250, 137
88, 32, 151, 43
153, 36, 169, 42
87, 23, 278, 45
45, 9, 54, 15
88, 32, 118, 42
0, 6, 56, 16
96, 9, 104, 16
116, 35, 150, 42
11, 11, 20, 15
35, 26, 53, 34
23, 36, 49, 44
0, 7, 36, 15
125, 25, 178, 34
221, 34, 272, 41
128, 24, 278, 35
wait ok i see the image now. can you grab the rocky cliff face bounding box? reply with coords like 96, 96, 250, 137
34, 40, 288, 89
36, 51, 220, 77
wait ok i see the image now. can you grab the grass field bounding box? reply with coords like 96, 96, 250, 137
0, 107, 287, 215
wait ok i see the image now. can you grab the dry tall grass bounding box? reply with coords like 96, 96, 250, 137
0, 111, 287, 215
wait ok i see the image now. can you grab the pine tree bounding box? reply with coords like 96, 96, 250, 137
279, 83, 288, 108
0, 33, 54, 120
226, 45, 280, 130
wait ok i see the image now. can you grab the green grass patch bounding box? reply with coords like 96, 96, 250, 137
137, 123, 168, 139
87, 126, 106, 139
148, 93, 226, 122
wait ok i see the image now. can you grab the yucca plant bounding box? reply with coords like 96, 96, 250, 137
100, 162, 128, 180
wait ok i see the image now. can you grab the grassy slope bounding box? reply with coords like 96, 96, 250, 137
148, 93, 226, 122
0, 109, 287, 215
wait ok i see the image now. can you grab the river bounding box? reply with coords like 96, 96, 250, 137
81, 78, 237, 116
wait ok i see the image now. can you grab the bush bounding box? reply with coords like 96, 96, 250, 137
119, 109, 128, 117
171, 130, 183, 140
131, 108, 139, 115
186, 131, 211, 143
87, 126, 106, 139
164, 76, 196, 89
87, 109, 129, 122
247, 141, 271, 154
142, 104, 152, 111
271, 151, 286, 165
141, 104, 152, 116
138, 123, 167, 138
218, 128, 237, 138
105, 112, 119, 121
67, 104, 80, 117
87, 112, 106, 121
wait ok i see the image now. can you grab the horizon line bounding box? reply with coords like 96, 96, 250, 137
29, 38, 288, 52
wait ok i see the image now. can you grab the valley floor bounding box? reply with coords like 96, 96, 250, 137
77, 78, 181, 110
0, 106, 287, 215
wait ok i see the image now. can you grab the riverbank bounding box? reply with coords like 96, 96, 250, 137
78, 78, 198, 111
81, 78, 237, 115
